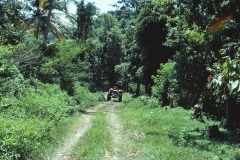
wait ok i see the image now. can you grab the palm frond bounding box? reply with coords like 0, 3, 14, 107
39, 0, 48, 8
50, 23, 65, 42
22, 0, 68, 42
22, 1, 36, 13
51, 9, 67, 17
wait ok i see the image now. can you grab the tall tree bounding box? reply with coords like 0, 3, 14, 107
135, 3, 174, 95
44, 0, 53, 42
86, 14, 122, 90
73, 0, 97, 41
120, 19, 143, 95
109, 0, 146, 95
151, 0, 240, 129
148, 0, 214, 107
23, 0, 66, 42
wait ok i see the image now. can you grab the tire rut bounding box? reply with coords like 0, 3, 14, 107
104, 102, 124, 160
51, 102, 107, 160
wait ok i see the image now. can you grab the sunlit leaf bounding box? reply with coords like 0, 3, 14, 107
232, 80, 239, 90
218, 80, 222, 85
222, 62, 227, 68
233, 61, 237, 68
218, 74, 223, 81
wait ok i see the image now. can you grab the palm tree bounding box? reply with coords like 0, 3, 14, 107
44, 0, 53, 42
23, 0, 66, 42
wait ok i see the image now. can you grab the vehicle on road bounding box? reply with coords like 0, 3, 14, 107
107, 85, 122, 102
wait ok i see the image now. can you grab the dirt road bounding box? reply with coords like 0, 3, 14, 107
104, 103, 124, 160
50, 101, 123, 160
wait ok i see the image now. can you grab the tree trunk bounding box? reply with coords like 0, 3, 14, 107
44, 0, 53, 42
78, 20, 82, 40
161, 80, 169, 106
35, 27, 39, 40
226, 104, 235, 129
135, 78, 140, 97
225, 97, 240, 129
145, 84, 152, 96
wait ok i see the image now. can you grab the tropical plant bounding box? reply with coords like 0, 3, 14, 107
23, 0, 66, 42
85, 14, 123, 90
207, 40, 240, 129
0, 0, 25, 44
115, 62, 130, 90
38, 40, 93, 93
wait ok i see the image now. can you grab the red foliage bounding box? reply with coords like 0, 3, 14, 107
207, 75, 213, 83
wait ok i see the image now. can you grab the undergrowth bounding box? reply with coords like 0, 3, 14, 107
0, 81, 102, 159
116, 94, 240, 160
0, 43, 104, 159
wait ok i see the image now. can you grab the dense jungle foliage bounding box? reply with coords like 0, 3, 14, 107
0, 0, 240, 159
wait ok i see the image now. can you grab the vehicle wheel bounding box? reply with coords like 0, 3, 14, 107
118, 93, 122, 102
107, 92, 111, 101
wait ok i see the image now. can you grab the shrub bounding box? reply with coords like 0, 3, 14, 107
147, 97, 161, 109
0, 42, 100, 159
152, 62, 176, 106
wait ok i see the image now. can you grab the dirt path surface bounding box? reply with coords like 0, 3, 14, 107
104, 103, 123, 160
51, 103, 106, 160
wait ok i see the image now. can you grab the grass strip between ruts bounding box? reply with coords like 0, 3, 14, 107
72, 103, 114, 159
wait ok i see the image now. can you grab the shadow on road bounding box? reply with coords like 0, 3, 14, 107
79, 110, 96, 115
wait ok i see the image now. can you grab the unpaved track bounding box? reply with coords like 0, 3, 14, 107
104, 103, 123, 160
51, 103, 106, 160
50, 101, 125, 160
105, 103, 126, 160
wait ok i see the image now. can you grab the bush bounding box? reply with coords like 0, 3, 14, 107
73, 84, 103, 107
11, 43, 42, 79
152, 62, 176, 106
0, 117, 52, 159
0, 42, 101, 159
0, 79, 104, 159
147, 97, 161, 109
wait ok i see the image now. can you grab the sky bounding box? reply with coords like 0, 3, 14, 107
68, 0, 119, 14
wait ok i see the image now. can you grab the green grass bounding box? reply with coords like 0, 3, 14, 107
115, 95, 240, 160
46, 93, 240, 160
72, 104, 113, 159
46, 113, 83, 157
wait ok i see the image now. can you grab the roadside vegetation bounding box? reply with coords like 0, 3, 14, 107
0, 42, 104, 159
54, 94, 240, 160
1, 0, 240, 159
115, 94, 240, 160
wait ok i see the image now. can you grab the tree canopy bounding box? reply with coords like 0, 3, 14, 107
1, 2, 240, 156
